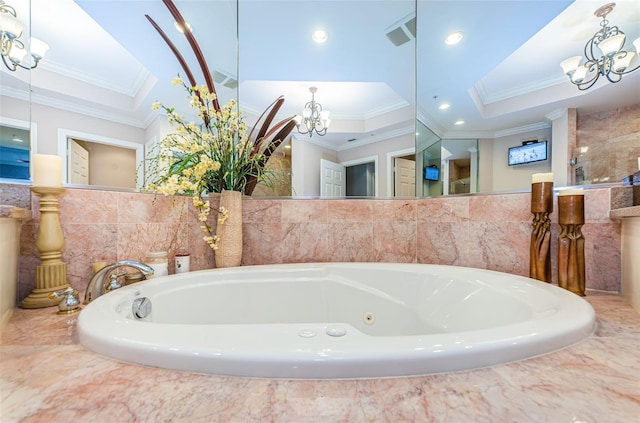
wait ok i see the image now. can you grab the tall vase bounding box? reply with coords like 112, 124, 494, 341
529, 181, 553, 282
557, 190, 585, 296
215, 190, 243, 268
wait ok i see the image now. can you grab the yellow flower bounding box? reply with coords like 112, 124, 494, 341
172, 77, 183, 86
152, 101, 161, 111
218, 207, 229, 224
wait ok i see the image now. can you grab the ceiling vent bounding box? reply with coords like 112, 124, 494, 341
385, 13, 416, 47
212, 69, 238, 89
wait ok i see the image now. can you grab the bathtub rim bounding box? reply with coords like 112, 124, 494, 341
77, 262, 597, 379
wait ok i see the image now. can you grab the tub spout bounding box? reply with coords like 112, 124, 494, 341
84, 260, 154, 304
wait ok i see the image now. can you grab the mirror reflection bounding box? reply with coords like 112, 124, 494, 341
416, 0, 639, 194
237, 0, 416, 197
0, 123, 30, 180
1, 0, 638, 196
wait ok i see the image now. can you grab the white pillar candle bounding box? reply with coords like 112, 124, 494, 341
558, 188, 584, 196
33, 154, 62, 188
532, 172, 553, 183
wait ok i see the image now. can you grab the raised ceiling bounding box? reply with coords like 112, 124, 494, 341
2, 0, 639, 150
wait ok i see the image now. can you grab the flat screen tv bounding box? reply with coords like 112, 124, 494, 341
508, 140, 547, 166
424, 165, 439, 181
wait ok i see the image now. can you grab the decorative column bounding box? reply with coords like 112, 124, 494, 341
21, 187, 70, 308
557, 188, 586, 296
21, 154, 70, 308
529, 173, 553, 282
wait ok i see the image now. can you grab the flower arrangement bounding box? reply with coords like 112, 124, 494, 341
145, 77, 264, 196
144, 77, 265, 251
143, 0, 296, 253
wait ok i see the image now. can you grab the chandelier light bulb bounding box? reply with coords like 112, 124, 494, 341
0, 10, 23, 38
572, 66, 588, 84
613, 52, 635, 72
8, 41, 25, 63
597, 33, 625, 57
30, 37, 49, 59
560, 56, 581, 75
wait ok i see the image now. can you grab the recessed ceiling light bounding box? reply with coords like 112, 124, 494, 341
312, 29, 328, 43
445, 32, 463, 45
174, 21, 192, 33
438, 103, 450, 110
454, 119, 465, 125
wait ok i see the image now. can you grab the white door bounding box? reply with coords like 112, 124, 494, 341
320, 159, 345, 197
69, 139, 89, 185
394, 157, 415, 197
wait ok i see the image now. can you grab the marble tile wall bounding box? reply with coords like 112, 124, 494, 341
0, 183, 622, 301
576, 104, 640, 183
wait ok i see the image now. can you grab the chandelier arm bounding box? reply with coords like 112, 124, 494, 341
584, 33, 601, 63
576, 73, 602, 91
1, 33, 12, 56
15, 58, 38, 70
1, 52, 17, 71
604, 70, 623, 84
0, 2, 17, 16
296, 120, 310, 134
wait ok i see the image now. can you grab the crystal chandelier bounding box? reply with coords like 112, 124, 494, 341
0, 0, 49, 71
560, 3, 639, 90
294, 87, 331, 137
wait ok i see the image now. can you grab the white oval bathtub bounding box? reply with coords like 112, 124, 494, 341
77, 263, 596, 379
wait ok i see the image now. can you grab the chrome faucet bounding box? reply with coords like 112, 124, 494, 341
84, 260, 154, 304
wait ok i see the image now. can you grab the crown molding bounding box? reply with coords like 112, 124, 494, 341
493, 121, 550, 138
335, 126, 414, 152
474, 75, 567, 105
40, 61, 151, 97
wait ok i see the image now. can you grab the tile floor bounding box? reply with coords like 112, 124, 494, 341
1, 291, 638, 422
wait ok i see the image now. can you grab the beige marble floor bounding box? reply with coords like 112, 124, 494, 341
1, 291, 638, 422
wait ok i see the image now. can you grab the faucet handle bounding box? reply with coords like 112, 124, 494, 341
106, 271, 127, 292
48, 287, 81, 314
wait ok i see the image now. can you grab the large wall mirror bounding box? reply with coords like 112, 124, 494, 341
1, 0, 416, 196
1, 0, 638, 196
416, 0, 640, 195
